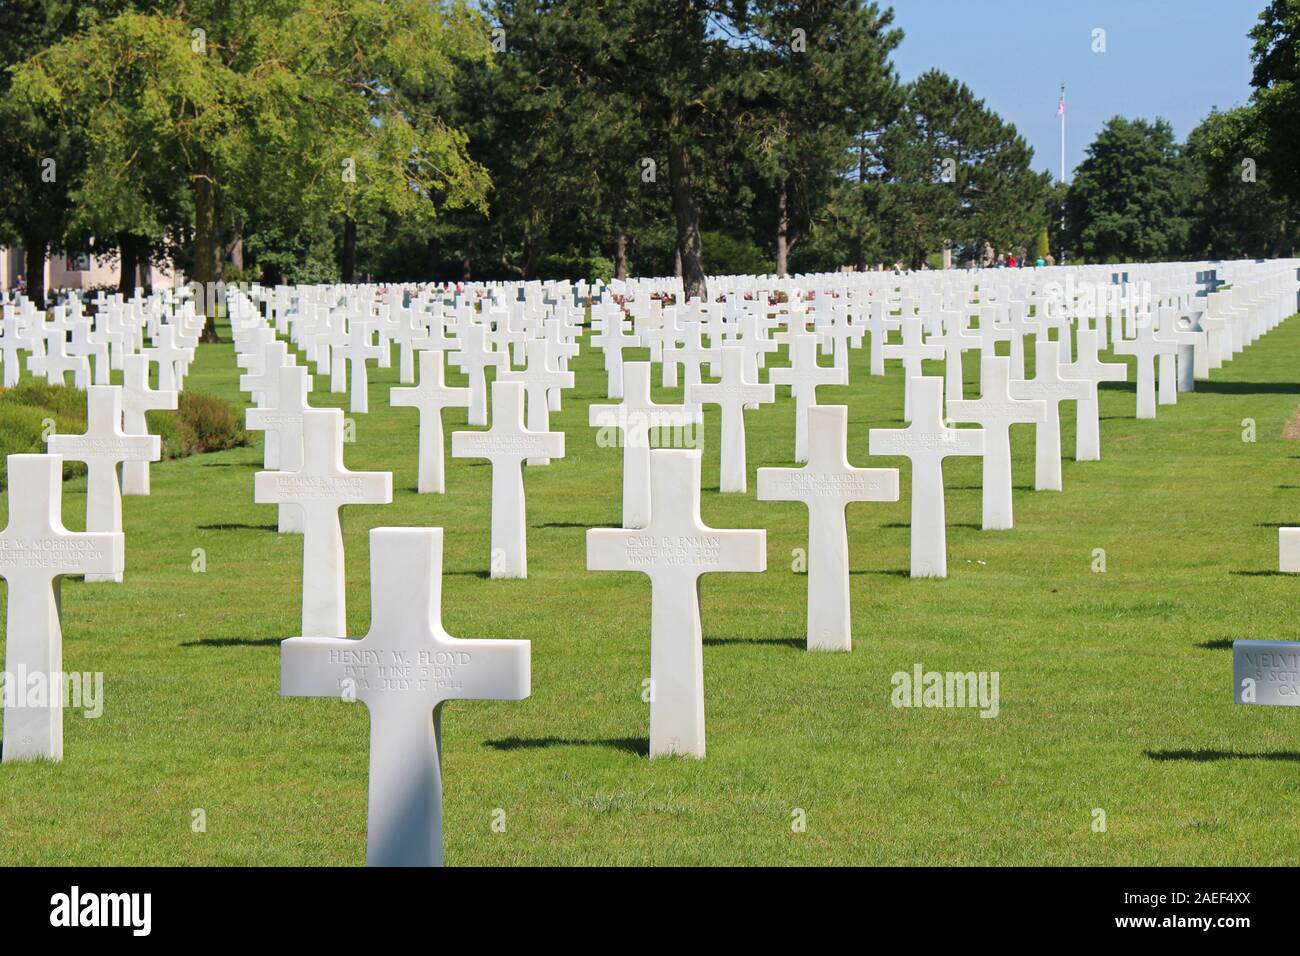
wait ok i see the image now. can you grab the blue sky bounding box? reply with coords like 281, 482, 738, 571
886, 0, 1263, 181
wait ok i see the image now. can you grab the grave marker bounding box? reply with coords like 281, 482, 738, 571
255, 409, 392, 635
869, 376, 983, 578
281, 527, 529, 866
587, 449, 765, 757
451, 381, 564, 578
757, 405, 898, 650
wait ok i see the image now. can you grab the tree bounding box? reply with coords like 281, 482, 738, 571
13, 1, 490, 335
742, 0, 902, 275
1247, 0, 1300, 206
1185, 107, 1297, 259
875, 70, 1046, 268
1063, 117, 1192, 263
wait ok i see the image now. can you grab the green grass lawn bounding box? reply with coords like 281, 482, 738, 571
1, 308, 1298, 866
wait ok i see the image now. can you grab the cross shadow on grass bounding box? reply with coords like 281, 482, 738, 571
444, 569, 492, 579
1231, 569, 1291, 577
1194, 381, 1300, 395
485, 735, 648, 756
535, 522, 597, 529
197, 523, 279, 532
850, 568, 912, 577
1195, 639, 1235, 650
181, 637, 282, 648
882, 522, 980, 530
703, 635, 805, 649
1146, 749, 1300, 763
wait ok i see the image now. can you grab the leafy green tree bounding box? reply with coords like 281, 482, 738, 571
1247, 0, 1300, 206
1185, 107, 1296, 259
742, 0, 902, 275
876, 70, 1046, 268
1063, 117, 1192, 263
14, 1, 489, 334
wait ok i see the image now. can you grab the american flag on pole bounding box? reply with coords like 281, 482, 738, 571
1056, 91, 1065, 116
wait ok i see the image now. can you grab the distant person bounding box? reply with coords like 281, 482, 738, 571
1006, 254, 1017, 268
14, 274, 25, 295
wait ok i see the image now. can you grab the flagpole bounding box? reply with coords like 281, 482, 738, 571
1059, 82, 1066, 184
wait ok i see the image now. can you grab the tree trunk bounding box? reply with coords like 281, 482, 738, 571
118, 233, 139, 298
341, 217, 357, 283
615, 231, 628, 280
192, 151, 220, 342
23, 233, 47, 311
227, 231, 244, 273
668, 139, 707, 300
776, 173, 790, 276
427, 235, 440, 279
460, 253, 472, 282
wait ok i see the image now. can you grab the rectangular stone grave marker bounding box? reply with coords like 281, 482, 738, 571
1234, 640, 1300, 706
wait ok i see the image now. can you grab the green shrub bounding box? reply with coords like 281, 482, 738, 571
153, 391, 251, 457
536, 252, 614, 284
0, 382, 248, 487
701, 231, 775, 277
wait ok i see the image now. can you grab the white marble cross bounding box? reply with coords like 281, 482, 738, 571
0, 455, 123, 762
1153, 308, 1204, 404
120, 354, 176, 496
932, 313, 980, 404
662, 323, 719, 394
340, 320, 385, 413
247, 362, 315, 533
590, 314, 641, 399
590, 361, 701, 528
448, 322, 506, 426
688, 346, 774, 493
769, 332, 847, 462
1111, 316, 1178, 419
881, 317, 944, 421
47, 385, 159, 583
451, 381, 564, 579
587, 449, 765, 757
1009, 341, 1090, 491
869, 376, 983, 578
948, 357, 1045, 530
390, 351, 470, 493
281, 526, 529, 866
147, 323, 192, 392
757, 405, 898, 650
255, 408, 392, 635
1061, 328, 1126, 461
499, 338, 574, 466
863, 301, 901, 376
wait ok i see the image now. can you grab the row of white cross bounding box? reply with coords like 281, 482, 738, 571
0, 287, 200, 762
1, 257, 1295, 867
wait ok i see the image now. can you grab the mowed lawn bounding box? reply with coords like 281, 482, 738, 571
0, 303, 1298, 866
